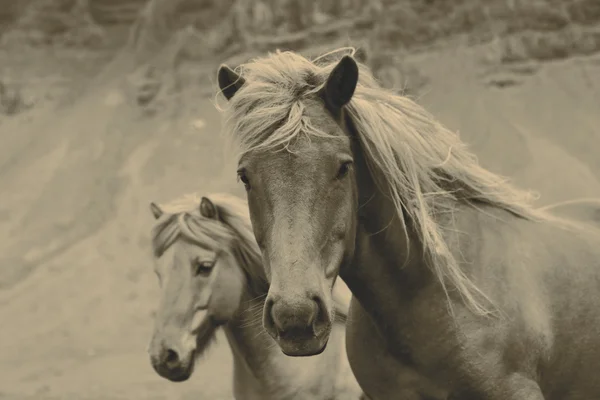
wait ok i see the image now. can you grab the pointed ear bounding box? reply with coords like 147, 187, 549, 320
199, 197, 219, 219
322, 55, 359, 109
218, 64, 245, 101
150, 202, 163, 219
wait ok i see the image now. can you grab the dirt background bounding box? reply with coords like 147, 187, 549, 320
1, 0, 600, 399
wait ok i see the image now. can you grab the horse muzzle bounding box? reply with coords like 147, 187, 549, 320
149, 340, 196, 382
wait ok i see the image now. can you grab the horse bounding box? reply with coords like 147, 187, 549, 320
216, 47, 600, 399
539, 197, 600, 224
146, 192, 365, 400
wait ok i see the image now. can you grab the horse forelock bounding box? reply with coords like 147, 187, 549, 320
219, 47, 549, 317
220, 51, 356, 158
150, 193, 267, 288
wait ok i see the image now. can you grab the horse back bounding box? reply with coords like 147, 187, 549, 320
541, 198, 600, 228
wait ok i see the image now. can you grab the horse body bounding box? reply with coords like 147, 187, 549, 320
147, 193, 363, 399
346, 200, 600, 399
217, 48, 600, 399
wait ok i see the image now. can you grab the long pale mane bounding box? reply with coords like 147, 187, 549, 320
151, 192, 267, 292
218, 47, 550, 316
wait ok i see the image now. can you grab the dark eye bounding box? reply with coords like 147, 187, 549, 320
193, 260, 215, 277
336, 161, 353, 180
237, 170, 251, 191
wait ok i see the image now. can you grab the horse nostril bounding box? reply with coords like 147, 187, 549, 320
263, 297, 277, 335
311, 295, 330, 336
310, 296, 322, 325
164, 348, 179, 368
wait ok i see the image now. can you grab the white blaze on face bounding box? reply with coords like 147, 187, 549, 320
191, 308, 209, 332
182, 308, 209, 352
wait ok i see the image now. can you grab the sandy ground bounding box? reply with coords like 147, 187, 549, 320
0, 42, 599, 399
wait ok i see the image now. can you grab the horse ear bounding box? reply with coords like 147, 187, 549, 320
322, 55, 359, 109
150, 202, 163, 219
218, 64, 245, 100
200, 197, 219, 219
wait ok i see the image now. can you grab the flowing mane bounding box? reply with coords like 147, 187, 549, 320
151, 192, 267, 292
218, 47, 550, 316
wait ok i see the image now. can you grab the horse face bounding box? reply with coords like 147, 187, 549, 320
221, 57, 360, 356
148, 236, 245, 381
240, 133, 358, 357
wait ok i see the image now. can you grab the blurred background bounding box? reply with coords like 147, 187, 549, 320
0, 0, 599, 399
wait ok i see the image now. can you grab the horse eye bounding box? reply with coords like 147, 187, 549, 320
237, 171, 251, 191
193, 260, 214, 277
336, 161, 353, 180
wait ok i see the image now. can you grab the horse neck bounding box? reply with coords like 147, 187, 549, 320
221, 241, 271, 367
340, 149, 442, 333
221, 279, 282, 394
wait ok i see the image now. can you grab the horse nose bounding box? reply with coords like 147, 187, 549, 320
148, 338, 195, 382
264, 293, 328, 339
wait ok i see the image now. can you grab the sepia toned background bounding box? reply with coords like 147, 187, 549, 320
1, 0, 599, 399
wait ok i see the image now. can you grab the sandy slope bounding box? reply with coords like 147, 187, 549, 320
0, 44, 599, 399
417, 46, 600, 203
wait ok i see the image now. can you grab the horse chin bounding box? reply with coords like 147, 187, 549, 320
277, 333, 330, 357
165, 370, 191, 382
155, 353, 196, 383
165, 368, 193, 383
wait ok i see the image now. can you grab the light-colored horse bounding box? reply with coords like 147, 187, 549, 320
217, 47, 600, 400
146, 192, 364, 400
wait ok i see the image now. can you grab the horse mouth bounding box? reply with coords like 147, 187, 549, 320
165, 369, 192, 382
155, 359, 195, 382
276, 330, 330, 357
